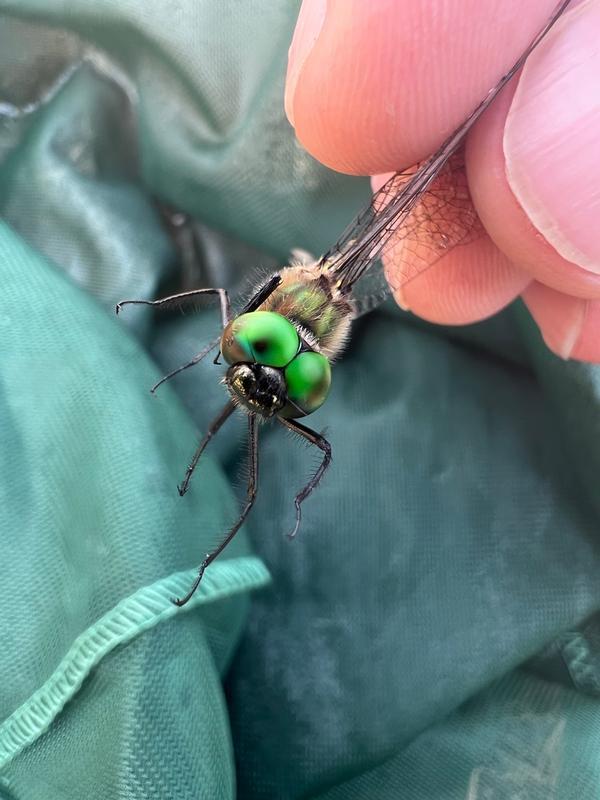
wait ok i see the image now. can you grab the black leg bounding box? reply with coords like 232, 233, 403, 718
150, 336, 221, 394
278, 417, 332, 539
173, 412, 259, 607
178, 401, 236, 497
116, 287, 231, 329
240, 274, 282, 314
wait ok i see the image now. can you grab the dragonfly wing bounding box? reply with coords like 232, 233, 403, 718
324, 149, 485, 318
379, 150, 485, 309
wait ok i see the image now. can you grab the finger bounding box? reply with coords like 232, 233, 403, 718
285, 0, 563, 175
467, 0, 600, 300
523, 281, 600, 362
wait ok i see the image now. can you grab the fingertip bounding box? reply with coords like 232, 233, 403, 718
523, 282, 600, 363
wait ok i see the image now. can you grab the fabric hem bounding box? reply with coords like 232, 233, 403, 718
0, 556, 270, 769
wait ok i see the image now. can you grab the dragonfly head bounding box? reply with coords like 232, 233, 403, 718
225, 362, 287, 417
221, 311, 332, 419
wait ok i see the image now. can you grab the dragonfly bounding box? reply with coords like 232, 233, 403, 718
117, 0, 572, 606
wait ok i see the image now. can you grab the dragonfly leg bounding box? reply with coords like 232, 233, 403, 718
240, 274, 282, 314
116, 287, 231, 329
178, 401, 236, 497
150, 337, 221, 394
173, 412, 259, 607
278, 417, 332, 539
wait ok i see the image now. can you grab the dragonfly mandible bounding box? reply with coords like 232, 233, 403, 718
117, 0, 572, 606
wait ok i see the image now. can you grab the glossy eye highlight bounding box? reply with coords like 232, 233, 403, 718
284, 352, 331, 414
222, 311, 300, 367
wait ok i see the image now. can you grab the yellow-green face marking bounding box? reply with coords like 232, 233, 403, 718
285, 352, 331, 414
222, 311, 300, 368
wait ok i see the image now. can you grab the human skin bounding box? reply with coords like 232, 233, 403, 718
284, 0, 600, 362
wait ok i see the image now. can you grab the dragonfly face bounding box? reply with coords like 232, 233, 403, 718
221, 309, 332, 419
225, 363, 288, 417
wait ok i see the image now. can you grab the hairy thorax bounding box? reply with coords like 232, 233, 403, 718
258, 263, 352, 360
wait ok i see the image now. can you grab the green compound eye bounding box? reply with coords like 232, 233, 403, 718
284, 352, 331, 414
223, 311, 300, 367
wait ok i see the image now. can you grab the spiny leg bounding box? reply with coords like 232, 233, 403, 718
117, 288, 230, 386
240, 274, 282, 314
178, 401, 236, 497
278, 417, 332, 539
116, 287, 231, 329
150, 337, 220, 394
173, 412, 259, 607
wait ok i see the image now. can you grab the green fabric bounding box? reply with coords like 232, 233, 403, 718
1, 3, 600, 799
0, 557, 269, 770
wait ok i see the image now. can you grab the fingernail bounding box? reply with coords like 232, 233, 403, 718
504, 0, 600, 275
523, 282, 585, 359
542, 299, 585, 360
285, 0, 327, 127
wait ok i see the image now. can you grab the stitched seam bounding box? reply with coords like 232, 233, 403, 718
0, 557, 270, 769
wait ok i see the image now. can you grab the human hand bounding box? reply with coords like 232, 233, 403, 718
284, 0, 600, 362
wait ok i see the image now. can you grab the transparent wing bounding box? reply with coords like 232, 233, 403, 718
319, 0, 572, 317
328, 150, 484, 317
